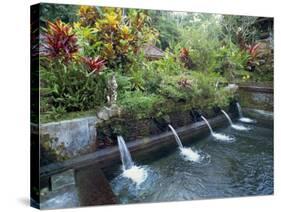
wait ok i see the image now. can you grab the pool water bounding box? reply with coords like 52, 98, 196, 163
108, 113, 273, 204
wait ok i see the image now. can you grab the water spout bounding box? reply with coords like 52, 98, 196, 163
236, 102, 255, 123
201, 115, 234, 142
200, 116, 214, 135
221, 109, 249, 131
117, 136, 134, 170
117, 136, 147, 185
221, 110, 233, 125
168, 125, 183, 148
168, 124, 201, 162
236, 102, 243, 118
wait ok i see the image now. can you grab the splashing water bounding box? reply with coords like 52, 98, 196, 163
117, 136, 148, 185
110, 165, 156, 200
252, 109, 273, 118
231, 124, 249, 131
201, 115, 235, 142
122, 165, 148, 186
236, 102, 256, 123
168, 124, 205, 162
239, 117, 256, 123
212, 132, 235, 142
221, 110, 249, 131
180, 147, 201, 162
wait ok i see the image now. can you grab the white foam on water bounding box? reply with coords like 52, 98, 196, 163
212, 133, 235, 142
180, 147, 201, 162
239, 117, 256, 123
231, 124, 250, 131
122, 165, 148, 186
253, 109, 273, 117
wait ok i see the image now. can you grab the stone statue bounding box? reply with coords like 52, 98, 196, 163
106, 74, 118, 107
97, 74, 121, 121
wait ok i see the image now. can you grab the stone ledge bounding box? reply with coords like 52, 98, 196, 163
40, 113, 233, 180
238, 85, 273, 93
40, 116, 97, 127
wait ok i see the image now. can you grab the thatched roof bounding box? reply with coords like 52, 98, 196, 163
143, 44, 164, 60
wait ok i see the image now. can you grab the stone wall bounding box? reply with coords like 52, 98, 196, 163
39, 102, 238, 165
95, 104, 238, 147
40, 114, 235, 180
40, 117, 97, 166
238, 87, 273, 111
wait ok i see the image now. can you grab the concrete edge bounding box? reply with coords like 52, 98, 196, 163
40, 116, 97, 127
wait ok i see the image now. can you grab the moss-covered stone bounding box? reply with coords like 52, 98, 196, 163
95, 101, 236, 147
238, 90, 273, 111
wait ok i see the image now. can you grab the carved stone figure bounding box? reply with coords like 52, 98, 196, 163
106, 74, 118, 106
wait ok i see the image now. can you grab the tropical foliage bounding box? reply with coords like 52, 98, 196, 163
74, 6, 159, 68
41, 20, 79, 62
39, 5, 273, 122
40, 60, 108, 121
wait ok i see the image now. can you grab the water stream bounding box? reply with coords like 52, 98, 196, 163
236, 102, 256, 123
201, 115, 234, 142
168, 124, 201, 162
168, 125, 184, 149
117, 136, 148, 185
221, 109, 249, 131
